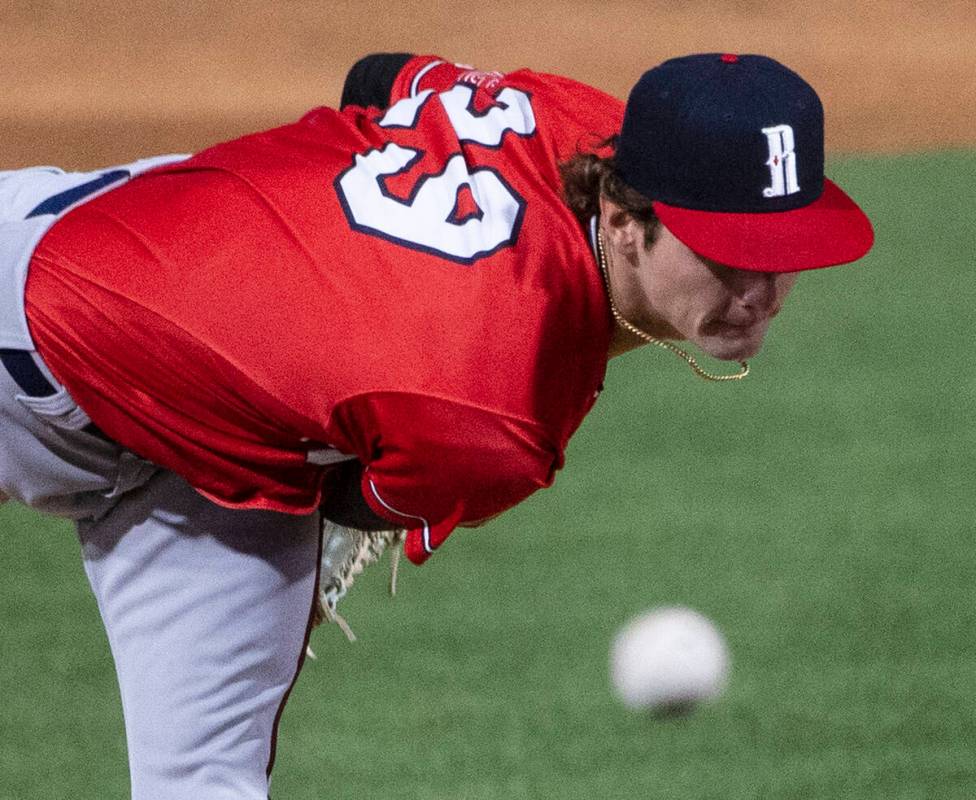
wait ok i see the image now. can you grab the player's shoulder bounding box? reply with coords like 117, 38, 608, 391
392, 55, 622, 113
506, 66, 622, 104
459, 62, 624, 122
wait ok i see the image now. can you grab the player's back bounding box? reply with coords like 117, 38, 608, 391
25, 62, 620, 514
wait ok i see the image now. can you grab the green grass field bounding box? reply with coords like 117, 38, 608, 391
1, 150, 974, 799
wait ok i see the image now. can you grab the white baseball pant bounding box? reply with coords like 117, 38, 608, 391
0, 163, 321, 799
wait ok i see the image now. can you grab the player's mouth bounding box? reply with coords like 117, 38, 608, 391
702, 317, 765, 337
694, 314, 775, 360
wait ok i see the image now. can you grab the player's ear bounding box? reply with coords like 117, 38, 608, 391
598, 195, 643, 260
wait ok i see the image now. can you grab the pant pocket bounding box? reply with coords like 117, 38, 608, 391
15, 383, 159, 501
15, 384, 95, 432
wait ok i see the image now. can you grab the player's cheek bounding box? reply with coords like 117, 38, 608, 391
778, 274, 800, 301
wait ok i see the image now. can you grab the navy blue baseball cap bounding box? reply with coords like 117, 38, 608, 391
615, 53, 873, 272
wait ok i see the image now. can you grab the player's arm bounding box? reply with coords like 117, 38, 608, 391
339, 52, 478, 110
328, 393, 559, 565
339, 53, 414, 110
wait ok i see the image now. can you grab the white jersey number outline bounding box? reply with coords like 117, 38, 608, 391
336, 84, 536, 264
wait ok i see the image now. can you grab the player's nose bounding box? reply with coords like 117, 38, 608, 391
737, 272, 777, 312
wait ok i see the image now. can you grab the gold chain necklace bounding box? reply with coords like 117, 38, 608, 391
595, 229, 749, 382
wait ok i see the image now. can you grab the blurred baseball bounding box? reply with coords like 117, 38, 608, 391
610, 606, 730, 715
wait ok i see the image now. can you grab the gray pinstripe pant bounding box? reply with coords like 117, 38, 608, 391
0, 164, 320, 799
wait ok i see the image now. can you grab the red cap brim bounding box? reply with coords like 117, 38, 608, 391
652, 179, 874, 272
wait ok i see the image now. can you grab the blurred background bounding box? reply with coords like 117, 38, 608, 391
2, 2, 974, 798
3, 0, 975, 166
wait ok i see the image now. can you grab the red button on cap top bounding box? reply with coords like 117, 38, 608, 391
721, 53, 739, 63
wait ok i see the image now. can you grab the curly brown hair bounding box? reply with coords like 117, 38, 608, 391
558, 136, 660, 246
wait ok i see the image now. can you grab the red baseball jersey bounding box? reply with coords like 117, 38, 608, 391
25, 55, 624, 563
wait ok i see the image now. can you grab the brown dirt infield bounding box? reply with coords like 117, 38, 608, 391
2, 1, 974, 169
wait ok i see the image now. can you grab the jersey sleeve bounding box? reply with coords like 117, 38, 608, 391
326, 393, 560, 565
387, 55, 471, 104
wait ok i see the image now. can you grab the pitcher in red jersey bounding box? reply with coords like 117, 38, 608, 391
0, 52, 872, 797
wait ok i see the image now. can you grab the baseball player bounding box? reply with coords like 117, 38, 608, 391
0, 52, 873, 798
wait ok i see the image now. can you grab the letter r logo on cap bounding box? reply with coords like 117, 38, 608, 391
762, 124, 800, 198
